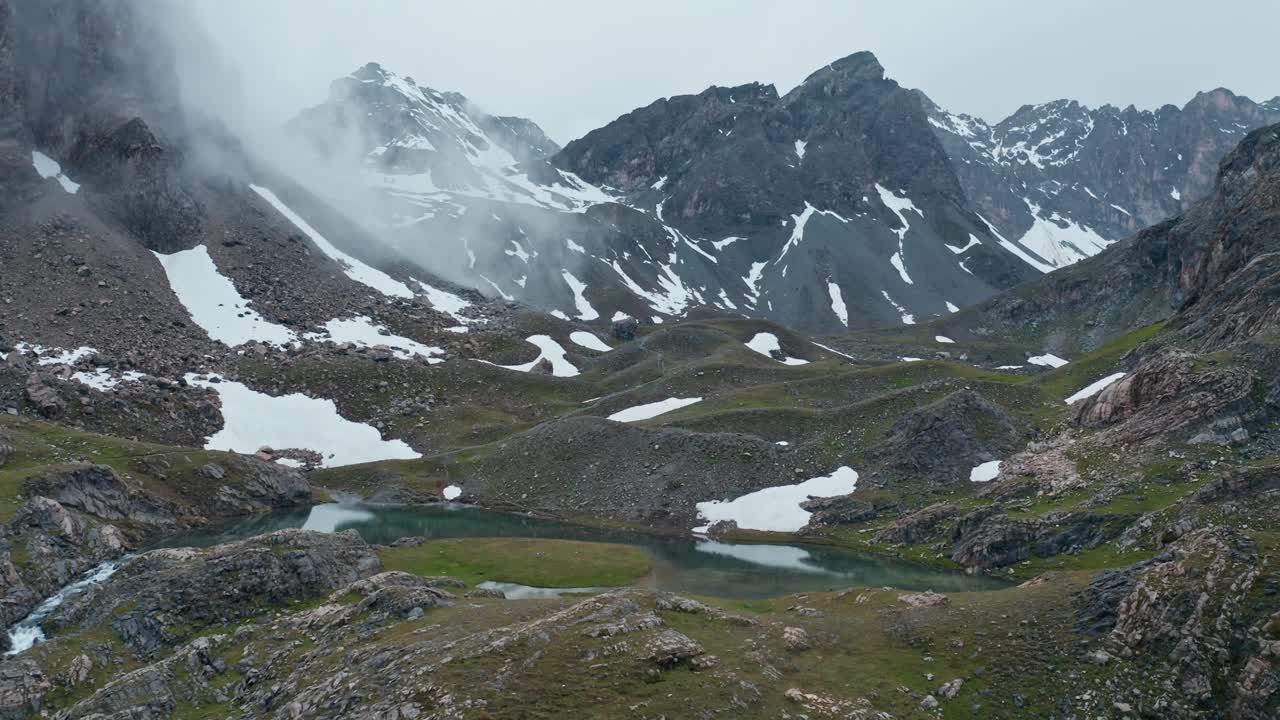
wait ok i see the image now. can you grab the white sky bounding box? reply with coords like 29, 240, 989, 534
189, 0, 1280, 145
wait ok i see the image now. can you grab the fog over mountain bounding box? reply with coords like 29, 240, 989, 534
4, 3, 1280, 718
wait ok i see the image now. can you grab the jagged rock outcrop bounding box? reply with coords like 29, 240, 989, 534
871, 503, 960, 545
44, 530, 380, 659
948, 123, 1280, 354
874, 388, 1021, 483
950, 509, 1133, 571
924, 89, 1280, 264
1077, 529, 1275, 718
0, 457, 310, 634
1075, 348, 1256, 443
0, 497, 126, 629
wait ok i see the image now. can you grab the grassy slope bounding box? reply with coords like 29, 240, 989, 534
0, 414, 308, 523
378, 538, 652, 588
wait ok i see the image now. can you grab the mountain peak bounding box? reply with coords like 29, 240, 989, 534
800, 50, 885, 86
829, 50, 884, 79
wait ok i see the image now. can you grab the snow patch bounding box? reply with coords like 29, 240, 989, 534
812, 342, 855, 360
308, 316, 443, 362
561, 270, 600, 320
970, 460, 1001, 483
607, 397, 702, 423
946, 234, 981, 254
775, 203, 847, 263
250, 185, 414, 298
876, 185, 921, 285
1065, 372, 1126, 404
413, 279, 473, 323
188, 374, 421, 467
880, 291, 915, 325
442, 485, 462, 501
31, 151, 80, 193
935, 336, 955, 344
794, 139, 807, 160
569, 331, 612, 352
479, 335, 579, 377
827, 282, 849, 326
72, 368, 144, 392
1014, 202, 1112, 270
744, 333, 808, 365
1028, 353, 1069, 368
693, 467, 858, 533
153, 245, 298, 347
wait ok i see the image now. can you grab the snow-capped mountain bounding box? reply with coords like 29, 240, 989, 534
285, 54, 1279, 334
290, 54, 1042, 333
922, 89, 1280, 271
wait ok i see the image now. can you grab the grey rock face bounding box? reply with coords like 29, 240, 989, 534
874, 389, 1021, 483
922, 90, 1280, 270
45, 530, 381, 658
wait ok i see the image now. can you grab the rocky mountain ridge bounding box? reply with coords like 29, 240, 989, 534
924, 87, 1280, 270
291, 50, 1279, 334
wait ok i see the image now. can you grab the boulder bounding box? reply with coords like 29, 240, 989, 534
24, 373, 64, 418
611, 316, 639, 341
898, 591, 949, 608
642, 629, 704, 666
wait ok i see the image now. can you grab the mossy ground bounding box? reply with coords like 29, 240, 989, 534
378, 537, 653, 588
0, 414, 303, 523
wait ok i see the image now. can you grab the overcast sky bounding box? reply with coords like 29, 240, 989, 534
190, 0, 1280, 145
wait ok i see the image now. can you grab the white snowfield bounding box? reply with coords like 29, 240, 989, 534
414, 279, 474, 323
569, 331, 612, 352
188, 374, 421, 467
153, 246, 298, 347
561, 270, 600, 320
1017, 201, 1112, 270
31, 150, 80, 193
744, 332, 808, 365
970, 460, 1002, 483
935, 335, 955, 344
607, 397, 702, 423
154, 246, 445, 361
250, 184, 415, 299
1028, 353, 1069, 368
309, 316, 444, 362
1066, 372, 1126, 404
693, 466, 858, 534
478, 335, 579, 377
442, 485, 462, 501
827, 282, 849, 326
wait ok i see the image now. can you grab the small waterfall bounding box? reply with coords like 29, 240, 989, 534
5, 555, 133, 655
